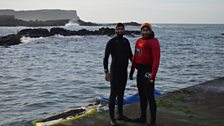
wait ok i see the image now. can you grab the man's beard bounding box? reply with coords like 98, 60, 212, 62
116, 33, 123, 38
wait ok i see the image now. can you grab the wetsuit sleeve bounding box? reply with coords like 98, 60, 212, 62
150, 38, 160, 80
127, 39, 133, 62
103, 40, 111, 73
130, 40, 138, 74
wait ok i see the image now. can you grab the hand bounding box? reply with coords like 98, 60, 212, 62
105, 73, 110, 81
149, 79, 154, 83
129, 68, 134, 80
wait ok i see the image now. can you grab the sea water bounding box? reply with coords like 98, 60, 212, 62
0, 24, 224, 126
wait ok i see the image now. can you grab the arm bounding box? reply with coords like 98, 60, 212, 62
150, 38, 160, 80
127, 39, 133, 62
129, 40, 137, 80
103, 41, 111, 81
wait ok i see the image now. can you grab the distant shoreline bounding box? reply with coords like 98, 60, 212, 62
0, 15, 70, 27
0, 15, 141, 27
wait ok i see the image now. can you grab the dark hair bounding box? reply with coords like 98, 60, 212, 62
150, 31, 155, 38
116, 23, 124, 28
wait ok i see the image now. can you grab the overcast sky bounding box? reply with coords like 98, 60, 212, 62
1, 0, 224, 24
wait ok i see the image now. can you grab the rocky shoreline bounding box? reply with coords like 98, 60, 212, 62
0, 27, 140, 47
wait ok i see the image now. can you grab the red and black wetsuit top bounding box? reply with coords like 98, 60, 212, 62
132, 38, 160, 79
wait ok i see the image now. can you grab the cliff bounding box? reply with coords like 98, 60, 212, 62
0, 9, 80, 21
0, 15, 69, 26
0, 9, 141, 27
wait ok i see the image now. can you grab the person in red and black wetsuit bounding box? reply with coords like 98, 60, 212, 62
103, 23, 133, 126
129, 22, 160, 126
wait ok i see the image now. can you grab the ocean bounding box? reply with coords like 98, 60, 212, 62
0, 24, 224, 126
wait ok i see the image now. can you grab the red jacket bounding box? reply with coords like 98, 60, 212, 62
132, 38, 160, 79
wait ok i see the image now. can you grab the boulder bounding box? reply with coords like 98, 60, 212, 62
125, 30, 140, 36
0, 34, 22, 46
17, 29, 32, 36
123, 22, 141, 26
50, 27, 69, 36
98, 27, 114, 36
1, 27, 141, 47
77, 29, 94, 35
18, 28, 50, 38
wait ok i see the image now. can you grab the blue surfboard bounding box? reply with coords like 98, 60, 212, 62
96, 89, 161, 105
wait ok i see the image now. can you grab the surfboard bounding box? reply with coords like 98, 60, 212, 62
33, 104, 101, 126
96, 89, 161, 106
33, 90, 161, 126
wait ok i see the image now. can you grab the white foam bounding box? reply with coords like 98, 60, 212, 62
65, 22, 79, 27
52, 34, 65, 38
152, 24, 163, 28
20, 36, 44, 43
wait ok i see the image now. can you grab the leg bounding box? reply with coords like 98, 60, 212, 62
109, 69, 121, 126
117, 87, 125, 116
116, 75, 132, 121
117, 74, 127, 116
137, 71, 147, 120
146, 80, 157, 124
109, 81, 117, 120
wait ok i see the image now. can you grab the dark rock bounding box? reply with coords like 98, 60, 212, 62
1, 27, 140, 47
125, 30, 140, 36
99, 27, 114, 36
50, 27, 69, 36
18, 28, 50, 38
77, 29, 94, 35
92, 30, 100, 35
0, 34, 22, 46
123, 22, 141, 26
98, 27, 140, 36
17, 29, 32, 36
18, 27, 139, 37
222, 33, 224, 35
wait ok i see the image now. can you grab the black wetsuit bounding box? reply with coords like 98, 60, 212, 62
103, 36, 133, 120
136, 64, 156, 124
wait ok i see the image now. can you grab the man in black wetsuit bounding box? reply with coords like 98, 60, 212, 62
103, 23, 133, 126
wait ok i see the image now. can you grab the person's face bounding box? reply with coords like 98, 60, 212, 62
115, 26, 124, 36
141, 27, 152, 39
